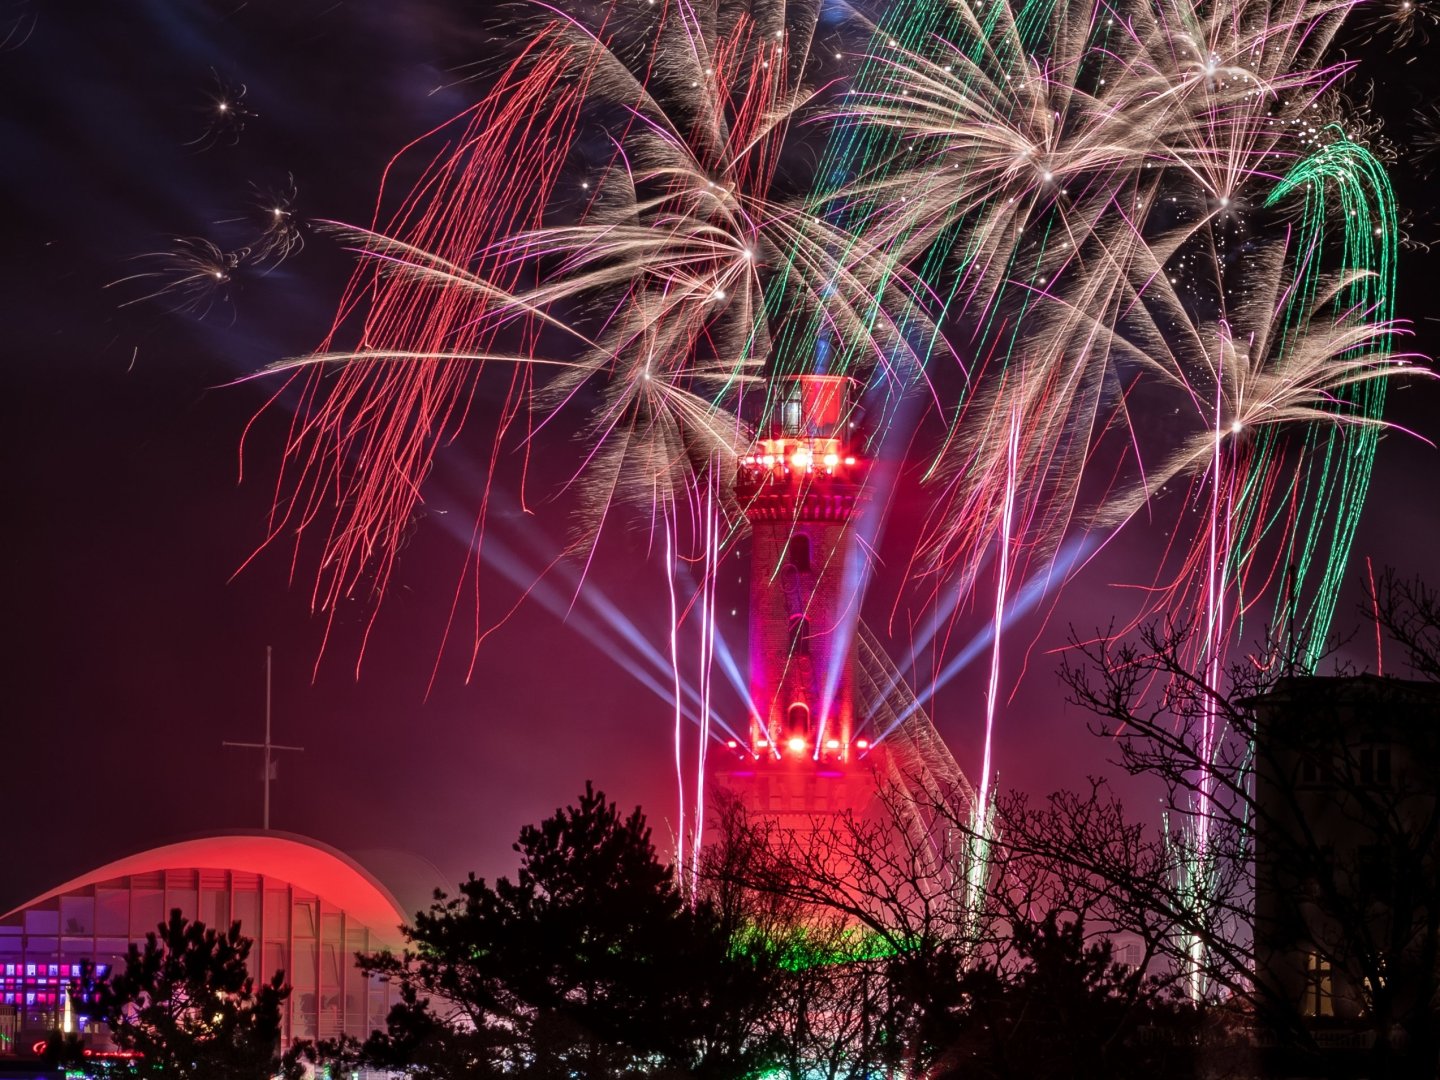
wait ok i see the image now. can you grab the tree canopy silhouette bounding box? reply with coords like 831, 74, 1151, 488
49, 908, 294, 1079
329, 782, 778, 1079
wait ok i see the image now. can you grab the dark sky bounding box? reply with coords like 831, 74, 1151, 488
5, 0, 1438, 916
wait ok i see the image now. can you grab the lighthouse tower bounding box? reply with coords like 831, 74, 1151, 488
717, 374, 880, 821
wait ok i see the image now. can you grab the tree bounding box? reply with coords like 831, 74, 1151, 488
325, 782, 780, 1079
939, 912, 1210, 1080
703, 786, 1202, 1078
49, 908, 295, 1079
1021, 580, 1440, 1077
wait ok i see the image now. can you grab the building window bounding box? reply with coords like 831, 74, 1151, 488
1298, 755, 1331, 787
785, 534, 811, 574
1357, 744, 1392, 787
1304, 950, 1334, 1018
786, 702, 810, 738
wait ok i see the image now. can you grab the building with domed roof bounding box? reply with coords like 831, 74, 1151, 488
0, 831, 405, 1064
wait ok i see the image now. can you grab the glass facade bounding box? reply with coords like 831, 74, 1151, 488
0, 842, 402, 1054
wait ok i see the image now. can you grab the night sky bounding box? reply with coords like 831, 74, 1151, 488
5, 0, 1438, 917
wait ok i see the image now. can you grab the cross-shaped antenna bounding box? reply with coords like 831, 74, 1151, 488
222, 646, 304, 830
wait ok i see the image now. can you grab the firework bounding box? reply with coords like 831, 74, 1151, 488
253, 0, 950, 876
187, 68, 256, 151
835, 0, 1359, 587
786, 0, 1419, 996
1353, 0, 1438, 48
1414, 105, 1440, 179
245, 175, 306, 267
109, 236, 246, 317
249, 0, 1421, 936
1, 2, 36, 52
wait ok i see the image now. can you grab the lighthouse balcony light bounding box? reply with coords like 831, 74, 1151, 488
740, 438, 857, 477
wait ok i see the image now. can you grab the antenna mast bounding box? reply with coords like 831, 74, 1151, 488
222, 646, 304, 830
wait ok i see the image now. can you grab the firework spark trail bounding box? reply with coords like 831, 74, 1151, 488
689, 469, 723, 896
665, 503, 688, 875
252, 0, 1427, 930
795, 0, 1422, 976
1262, 134, 1400, 666
1162, 130, 1411, 993
252, 0, 951, 874
765, 0, 1062, 400
252, 31, 596, 668
1042, 169, 1413, 998
1353, 0, 1438, 48
112, 175, 308, 318
1081, 255, 1413, 667
877, 0, 1359, 598
187, 68, 254, 150
965, 403, 1021, 930
109, 236, 246, 317
1183, 331, 1236, 1001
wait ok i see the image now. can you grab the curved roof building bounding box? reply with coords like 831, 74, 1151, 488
0, 832, 405, 1056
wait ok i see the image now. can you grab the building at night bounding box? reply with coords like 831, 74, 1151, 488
714, 373, 973, 831
717, 373, 878, 823
0, 832, 404, 1066
1249, 674, 1440, 1061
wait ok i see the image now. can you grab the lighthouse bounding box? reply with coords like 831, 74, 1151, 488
717, 374, 880, 821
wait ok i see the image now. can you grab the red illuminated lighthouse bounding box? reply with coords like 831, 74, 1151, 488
717, 374, 881, 820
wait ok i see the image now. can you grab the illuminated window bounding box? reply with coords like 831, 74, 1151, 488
787, 702, 810, 738
1304, 951, 1334, 1017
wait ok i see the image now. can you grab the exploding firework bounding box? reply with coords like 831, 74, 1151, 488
187, 68, 255, 150
1413, 104, 1440, 181
246, 175, 306, 267
113, 178, 308, 317
249, 0, 1422, 932
253, 0, 952, 877
1353, 0, 1438, 48
835, 0, 1366, 594
800, 0, 1419, 995
109, 236, 246, 317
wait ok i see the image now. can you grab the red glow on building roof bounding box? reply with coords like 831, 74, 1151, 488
4, 833, 406, 944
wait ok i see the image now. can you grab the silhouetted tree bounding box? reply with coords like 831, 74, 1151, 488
48, 908, 295, 1079
323, 782, 780, 1079
1025, 578, 1440, 1077
704, 789, 1202, 1078
938, 913, 1207, 1079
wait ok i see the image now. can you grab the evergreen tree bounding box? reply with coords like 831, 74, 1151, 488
51, 908, 294, 1079
333, 782, 777, 1079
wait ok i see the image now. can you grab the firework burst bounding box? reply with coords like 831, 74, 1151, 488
252, 0, 953, 877
187, 68, 256, 151
249, 0, 1422, 931
110, 236, 246, 317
